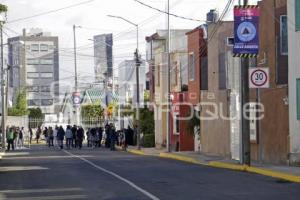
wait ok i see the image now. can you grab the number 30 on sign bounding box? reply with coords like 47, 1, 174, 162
249, 68, 269, 88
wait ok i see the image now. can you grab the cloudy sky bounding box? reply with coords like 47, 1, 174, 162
0, 0, 258, 86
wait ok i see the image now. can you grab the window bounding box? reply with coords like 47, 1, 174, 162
296, 0, 300, 31
31, 44, 39, 52
280, 15, 288, 55
40, 59, 53, 65
200, 57, 208, 90
41, 99, 53, 106
27, 58, 39, 65
13, 59, 19, 66
227, 37, 234, 46
40, 44, 48, 51
188, 53, 195, 81
297, 79, 300, 120
40, 72, 53, 78
27, 72, 39, 79
28, 99, 40, 106
27, 86, 39, 92
40, 86, 51, 92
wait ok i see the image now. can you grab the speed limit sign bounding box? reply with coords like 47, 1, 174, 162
249, 68, 269, 88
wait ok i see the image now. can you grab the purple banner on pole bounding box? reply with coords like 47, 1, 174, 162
233, 6, 260, 55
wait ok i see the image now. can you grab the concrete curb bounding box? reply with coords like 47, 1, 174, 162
122, 149, 300, 183
127, 149, 146, 156
159, 152, 207, 165
159, 153, 300, 184
115, 146, 146, 156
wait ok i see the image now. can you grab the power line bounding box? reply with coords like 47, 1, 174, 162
7, 0, 97, 24
134, 0, 206, 22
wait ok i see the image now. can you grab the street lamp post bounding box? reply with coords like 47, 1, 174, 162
0, 16, 5, 150
107, 15, 141, 150
73, 25, 81, 126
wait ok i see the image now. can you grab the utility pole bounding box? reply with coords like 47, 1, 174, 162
135, 25, 141, 150
166, 0, 171, 152
0, 20, 5, 150
73, 25, 80, 125
241, 0, 251, 165
107, 15, 141, 150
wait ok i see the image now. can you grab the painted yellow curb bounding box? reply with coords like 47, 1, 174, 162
159, 153, 207, 165
209, 161, 248, 171
246, 166, 300, 183
127, 149, 145, 156
208, 161, 300, 183
158, 153, 300, 184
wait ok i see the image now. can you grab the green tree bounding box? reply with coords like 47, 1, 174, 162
8, 89, 28, 116
81, 102, 104, 119
0, 4, 8, 13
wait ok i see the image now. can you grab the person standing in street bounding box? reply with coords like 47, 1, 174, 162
110, 124, 117, 151
36, 127, 41, 144
6, 127, 14, 151
66, 125, 73, 149
105, 124, 111, 148
29, 128, 33, 145
53, 126, 58, 147
43, 127, 48, 146
77, 126, 84, 149
48, 127, 54, 147
57, 126, 65, 149
71, 125, 77, 148
86, 128, 91, 147
13, 127, 18, 149
18, 127, 24, 149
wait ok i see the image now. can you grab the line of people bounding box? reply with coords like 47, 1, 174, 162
40, 123, 122, 151
5, 123, 136, 152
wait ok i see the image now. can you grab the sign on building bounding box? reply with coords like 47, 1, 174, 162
233, 5, 260, 57
249, 68, 269, 88
72, 92, 81, 106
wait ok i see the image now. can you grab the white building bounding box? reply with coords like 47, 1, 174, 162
118, 60, 146, 106
288, 0, 300, 165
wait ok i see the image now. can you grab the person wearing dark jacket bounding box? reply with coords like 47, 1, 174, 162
57, 126, 65, 149
105, 124, 111, 148
71, 125, 77, 148
109, 124, 117, 151
77, 126, 84, 149
48, 127, 54, 147
98, 127, 103, 147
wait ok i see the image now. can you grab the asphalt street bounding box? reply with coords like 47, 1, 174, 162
0, 145, 300, 200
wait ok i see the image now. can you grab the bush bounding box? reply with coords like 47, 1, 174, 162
143, 134, 155, 148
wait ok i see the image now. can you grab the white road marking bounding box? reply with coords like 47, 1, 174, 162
0, 188, 83, 194
3, 155, 94, 160
0, 166, 48, 172
64, 150, 160, 200
6, 195, 87, 200
3, 152, 30, 156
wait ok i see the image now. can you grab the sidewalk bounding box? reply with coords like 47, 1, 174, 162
123, 146, 300, 183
